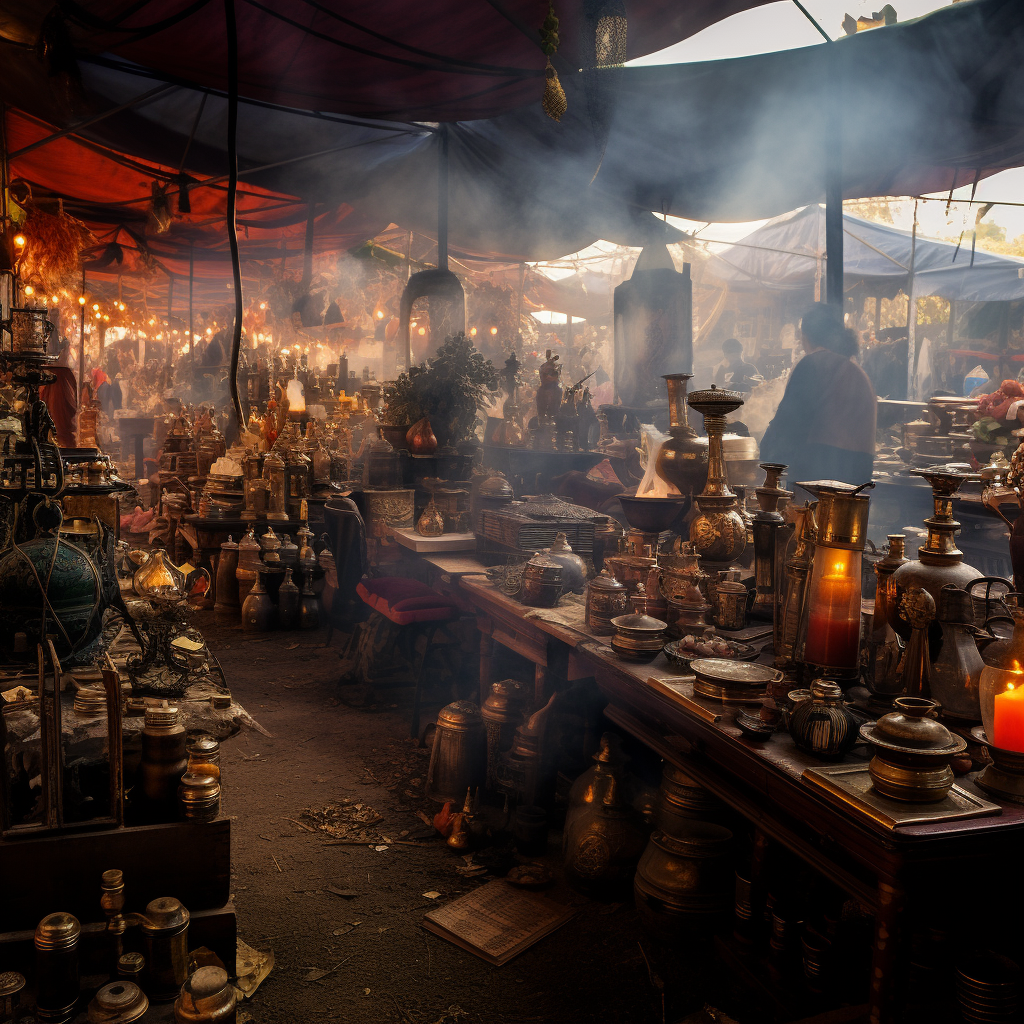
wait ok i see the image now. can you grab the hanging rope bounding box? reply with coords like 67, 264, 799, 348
224, 0, 244, 428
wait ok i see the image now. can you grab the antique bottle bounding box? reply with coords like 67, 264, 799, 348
214, 535, 240, 613
930, 585, 983, 721
187, 735, 221, 780
564, 776, 646, 896
887, 468, 982, 643
140, 897, 190, 1001
655, 372, 709, 497
863, 535, 909, 704
425, 701, 485, 803
140, 701, 188, 816
481, 680, 525, 791
178, 771, 221, 821
235, 527, 262, 606
278, 532, 300, 571
788, 680, 858, 761
776, 501, 814, 665
563, 733, 629, 857
298, 577, 320, 629
750, 463, 793, 622
979, 594, 1024, 753
241, 571, 275, 632
686, 385, 747, 565
277, 568, 300, 629
34, 912, 80, 1024
898, 586, 936, 700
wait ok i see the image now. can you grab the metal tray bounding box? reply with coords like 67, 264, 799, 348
802, 763, 1001, 832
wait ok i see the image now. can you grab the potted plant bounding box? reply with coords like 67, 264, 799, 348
379, 370, 423, 450
385, 333, 499, 451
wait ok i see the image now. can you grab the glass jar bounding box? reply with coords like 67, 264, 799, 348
980, 595, 1024, 752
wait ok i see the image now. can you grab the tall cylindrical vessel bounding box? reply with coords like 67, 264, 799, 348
34, 912, 80, 1024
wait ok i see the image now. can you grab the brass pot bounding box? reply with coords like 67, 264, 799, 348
140, 897, 189, 1001
173, 966, 236, 1023
426, 701, 485, 803
585, 571, 629, 636
656, 765, 723, 835
521, 553, 563, 608
88, 981, 148, 1023
655, 374, 709, 497
634, 823, 734, 940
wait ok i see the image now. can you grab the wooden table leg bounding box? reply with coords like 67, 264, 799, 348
534, 664, 546, 707
869, 879, 906, 1024
477, 617, 493, 706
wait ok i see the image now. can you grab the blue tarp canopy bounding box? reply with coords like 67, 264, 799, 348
705, 205, 1024, 303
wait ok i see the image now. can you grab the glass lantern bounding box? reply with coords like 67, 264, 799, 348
263, 450, 289, 521
979, 595, 1024, 752
796, 485, 871, 680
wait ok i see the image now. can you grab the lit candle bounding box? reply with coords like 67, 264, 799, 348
994, 685, 1024, 752
803, 572, 859, 668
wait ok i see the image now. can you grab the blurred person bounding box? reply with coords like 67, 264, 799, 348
760, 303, 876, 486
714, 338, 760, 391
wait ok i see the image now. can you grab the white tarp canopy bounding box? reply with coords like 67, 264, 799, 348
705, 205, 1024, 303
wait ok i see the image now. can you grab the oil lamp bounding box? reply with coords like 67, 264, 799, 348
286, 367, 307, 428
795, 483, 872, 682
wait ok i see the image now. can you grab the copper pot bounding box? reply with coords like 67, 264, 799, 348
425, 701, 485, 803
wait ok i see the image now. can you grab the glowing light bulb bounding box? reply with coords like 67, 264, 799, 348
78, 296, 86, 305
93, 304, 100, 312
103, 314, 110, 321
376, 310, 384, 319
50, 295, 59, 304
23, 285, 34, 296
469, 327, 477, 336
490, 326, 498, 335
418, 327, 426, 336
259, 302, 266, 310
13, 234, 26, 247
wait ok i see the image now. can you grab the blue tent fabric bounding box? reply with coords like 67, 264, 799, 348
705, 206, 1024, 302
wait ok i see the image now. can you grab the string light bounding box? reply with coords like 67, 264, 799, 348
78, 296, 86, 305
23, 285, 34, 296
13, 234, 25, 248
92, 304, 100, 312
50, 295, 59, 304
418, 327, 426, 336
376, 310, 384, 319
469, 327, 477, 336
490, 326, 498, 335
259, 302, 267, 310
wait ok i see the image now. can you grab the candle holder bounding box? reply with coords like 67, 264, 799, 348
795, 483, 872, 683
978, 593, 1024, 756
686, 385, 747, 566
971, 726, 1024, 803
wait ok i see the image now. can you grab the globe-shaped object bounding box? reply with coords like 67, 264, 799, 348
0, 537, 102, 659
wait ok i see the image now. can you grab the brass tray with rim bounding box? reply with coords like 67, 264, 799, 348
689, 658, 783, 704
802, 763, 1002, 832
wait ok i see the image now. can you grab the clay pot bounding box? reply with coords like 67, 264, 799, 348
406, 418, 438, 455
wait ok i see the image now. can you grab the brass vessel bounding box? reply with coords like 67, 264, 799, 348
140, 897, 189, 1001
887, 468, 982, 641
930, 585, 983, 721
634, 823, 733, 939
563, 733, 629, 858
655, 373, 709, 496
173, 966, 237, 1023
480, 680, 525, 791
750, 463, 793, 622
585, 571, 629, 636
88, 981, 148, 1023
656, 764, 723, 835
776, 502, 814, 665
686, 386, 747, 565
860, 697, 966, 802
35, 912, 81, 1024
425, 701, 485, 803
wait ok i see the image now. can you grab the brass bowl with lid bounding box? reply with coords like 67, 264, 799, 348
610, 613, 667, 661
690, 659, 784, 703
860, 697, 967, 802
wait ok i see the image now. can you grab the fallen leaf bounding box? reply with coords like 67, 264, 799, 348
422, 891, 441, 900
304, 969, 331, 982
326, 887, 359, 899
364, 988, 371, 996
374, 845, 389, 853
286, 642, 300, 650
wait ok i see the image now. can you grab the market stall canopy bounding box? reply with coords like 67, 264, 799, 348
0, 0, 773, 122
1, 0, 1022, 264
704, 205, 1024, 303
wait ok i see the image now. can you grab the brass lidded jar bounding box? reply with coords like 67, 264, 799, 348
178, 771, 221, 821
141, 897, 190, 1001
173, 965, 237, 1023
788, 679, 859, 761
426, 700, 485, 803
860, 697, 967, 802
542, 532, 587, 594
214, 535, 240, 613
686, 385, 747, 565
634, 823, 734, 939
481, 680, 525, 791
88, 980, 149, 1023
34, 912, 81, 1024
520, 552, 563, 608
141, 700, 188, 812
585, 570, 629, 636
563, 732, 629, 857
887, 468, 982, 640
655, 373, 709, 497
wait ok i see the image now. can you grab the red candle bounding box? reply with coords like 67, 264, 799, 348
994, 686, 1024, 752
803, 573, 859, 668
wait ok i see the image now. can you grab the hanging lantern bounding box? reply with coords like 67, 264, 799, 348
593, 0, 627, 67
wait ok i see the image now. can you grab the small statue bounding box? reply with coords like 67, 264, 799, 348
535, 349, 562, 426
492, 351, 524, 446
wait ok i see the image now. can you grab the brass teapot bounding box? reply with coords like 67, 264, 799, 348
133, 550, 209, 605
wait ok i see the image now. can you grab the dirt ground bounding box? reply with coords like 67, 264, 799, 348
205, 615, 742, 1024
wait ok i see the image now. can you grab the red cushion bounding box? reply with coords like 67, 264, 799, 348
356, 578, 458, 625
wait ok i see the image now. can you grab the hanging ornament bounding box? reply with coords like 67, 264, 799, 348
148, 181, 173, 233
539, 3, 566, 122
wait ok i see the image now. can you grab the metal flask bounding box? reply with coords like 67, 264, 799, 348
140, 701, 188, 816
140, 897, 190, 1001
425, 701, 485, 803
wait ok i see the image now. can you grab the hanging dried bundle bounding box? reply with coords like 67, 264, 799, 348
542, 61, 567, 121
19, 199, 96, 292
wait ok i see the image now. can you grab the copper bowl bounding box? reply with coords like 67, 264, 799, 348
616, 494, 690, 535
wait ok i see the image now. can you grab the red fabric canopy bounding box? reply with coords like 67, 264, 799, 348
48, 0, 773, 121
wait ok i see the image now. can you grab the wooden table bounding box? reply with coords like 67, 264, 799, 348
458, 576, 1024, 1024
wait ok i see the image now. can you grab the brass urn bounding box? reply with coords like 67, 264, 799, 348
655, 373, 709, 496
686, 385, 747, 565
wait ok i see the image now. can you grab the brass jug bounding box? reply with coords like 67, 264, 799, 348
425, 701, 485, 803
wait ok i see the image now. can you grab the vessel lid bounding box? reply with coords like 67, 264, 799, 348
34, 911, 81, 949
589, 570, 626, 593
437, 700, 482, 729
144, 699, 179, 728
142, 896, 189, 932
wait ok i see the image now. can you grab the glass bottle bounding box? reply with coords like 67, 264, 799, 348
979, 595, 1024, 752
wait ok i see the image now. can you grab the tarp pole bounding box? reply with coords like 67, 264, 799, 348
825, 49, 843, 308
438, 126, 449, 272
189, 243, 194, 369
224, 0, 244, 429
905, 201, 919, 400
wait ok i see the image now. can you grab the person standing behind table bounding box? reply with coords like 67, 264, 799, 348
714, 338, 760, 392
760, 303, 876, 486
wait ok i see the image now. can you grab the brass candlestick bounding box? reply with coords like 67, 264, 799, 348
750, 463, 792, 622
686, 385, 747, 565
